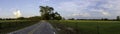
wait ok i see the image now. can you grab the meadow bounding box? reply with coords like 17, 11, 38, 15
48, 20, 120, 34
0, 20, 39, 34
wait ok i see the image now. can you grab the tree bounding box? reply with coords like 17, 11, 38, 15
68, 18, 75, 20
29, 16, 41, 20
40, 6, 54, 15
101, 18, 108, 20
117, 16, 120, 21
51, 12, 62, 20
17, 17, 25, 20
40, 6, 54, 20
39, 6, 62, 20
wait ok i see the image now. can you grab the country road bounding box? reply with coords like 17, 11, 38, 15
8, 21, 56, 34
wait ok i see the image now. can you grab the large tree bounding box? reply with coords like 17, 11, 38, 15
39, 6, 62, 20
40, 6, 54, 15
40, 6, 54, 20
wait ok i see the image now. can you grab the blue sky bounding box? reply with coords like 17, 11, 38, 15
0, 0, 120, 19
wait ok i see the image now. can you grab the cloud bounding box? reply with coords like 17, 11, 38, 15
46, 0, 51, 1
84, 0, 120, 17
68, 13, 91, 17
92, 9, 110, 16
57, 0, 92, 12
57, 2, 79, 12
109, 0, 120, 16
100, 11, 110, 16
13, 10, 22, 18
39, 0, 51, 2
40, 0, 120, 19
56, 0, 92, 18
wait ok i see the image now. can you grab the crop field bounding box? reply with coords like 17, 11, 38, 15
48, 20, 120, 34
0, 20, 39, 34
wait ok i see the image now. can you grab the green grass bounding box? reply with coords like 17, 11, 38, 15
0, 20, 39, 34
48, 20, 120, 34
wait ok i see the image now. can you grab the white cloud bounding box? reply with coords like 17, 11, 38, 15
71, 13, 90, 17
56, 0, 92, 18
101, 4, 114, 9
99, 0, 120, 16
44, 0, 50, 2
13, 10, 22, 18
96, 9, 110, 16
110, 0, 120, 16
90, 9, 110, 16
61, 0, 120, 18
57, 2, 79, 12
100, 11, 110, 16
57, 0, 91, 12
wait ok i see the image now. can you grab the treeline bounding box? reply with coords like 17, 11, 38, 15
0, 16, 41, 20
68, 16, 120, 21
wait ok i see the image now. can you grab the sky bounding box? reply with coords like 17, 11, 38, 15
0, 0, 120, 19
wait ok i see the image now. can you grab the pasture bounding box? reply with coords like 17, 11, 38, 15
48, 20, 120, 34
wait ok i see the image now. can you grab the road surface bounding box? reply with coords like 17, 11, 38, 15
8, 21, 56, 34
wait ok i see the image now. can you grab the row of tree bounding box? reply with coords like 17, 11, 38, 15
68, 16, 120, 21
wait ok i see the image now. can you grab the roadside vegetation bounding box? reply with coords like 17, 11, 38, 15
0, 20, 39, 34
48, 20, 120, 34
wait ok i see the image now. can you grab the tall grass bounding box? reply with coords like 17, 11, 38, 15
0, 20, 39, 34
48, 20, 120, 34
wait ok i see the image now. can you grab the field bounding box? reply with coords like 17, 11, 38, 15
0, 20, 39, 34
48, 20, 120, 34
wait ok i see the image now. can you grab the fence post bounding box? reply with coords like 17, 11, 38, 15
97, 22, 100, 34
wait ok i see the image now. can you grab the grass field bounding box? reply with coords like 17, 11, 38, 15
0, 20, 39, 34
48, 20, 120, 34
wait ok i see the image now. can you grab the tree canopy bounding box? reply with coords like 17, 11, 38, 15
39, 6, 62, 20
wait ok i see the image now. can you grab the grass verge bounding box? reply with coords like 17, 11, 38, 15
48, 20, 120, 34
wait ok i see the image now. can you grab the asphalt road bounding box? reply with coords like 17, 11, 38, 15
8, 21, 56, 34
